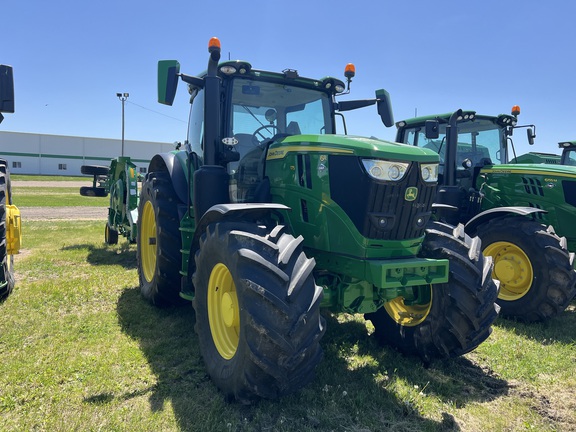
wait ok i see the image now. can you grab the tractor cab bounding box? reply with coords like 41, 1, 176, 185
0, 64, 15, 124
395, 111, 507, 192
395, 106, 541, 194
185, 70, 339, 203
159, 39, 394, 212
559, 141, 576, 166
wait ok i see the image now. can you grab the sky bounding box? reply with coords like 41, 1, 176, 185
3, 0, 576, 156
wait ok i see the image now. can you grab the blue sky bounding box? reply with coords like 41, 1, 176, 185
3, 1, 575, 156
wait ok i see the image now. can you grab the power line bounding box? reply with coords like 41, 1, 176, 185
126, 100, 187, 123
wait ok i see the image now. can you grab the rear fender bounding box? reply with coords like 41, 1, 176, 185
465, 206, 547, 236
148, 152, 189, 205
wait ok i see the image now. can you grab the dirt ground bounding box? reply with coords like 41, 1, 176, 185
20, 206, 107, 221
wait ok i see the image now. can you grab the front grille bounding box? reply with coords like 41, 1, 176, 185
329, 156, 436, 240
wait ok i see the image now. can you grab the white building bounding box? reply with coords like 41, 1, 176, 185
0, 131, 177, 176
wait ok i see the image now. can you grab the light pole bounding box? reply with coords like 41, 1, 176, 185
116, 92, 129, 156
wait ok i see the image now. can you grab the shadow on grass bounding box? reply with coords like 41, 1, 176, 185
321, 315, 509, 409
88, 284, 529, 430
103, 288, 460, 431
61, 243, 137, 269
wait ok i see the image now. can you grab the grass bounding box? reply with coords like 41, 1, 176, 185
11, 175, 87, 181
12, 176, 109, 207
1, 180, 575, 431
12, 187, 108, 207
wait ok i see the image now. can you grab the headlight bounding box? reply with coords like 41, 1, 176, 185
362, 159, 409, 181
420, 163, 439, 182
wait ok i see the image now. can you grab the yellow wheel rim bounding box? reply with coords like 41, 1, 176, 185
140, 201, 157, 283
208, 263, 239, 360
484, 241, 533, 301
384, 287, 432, 327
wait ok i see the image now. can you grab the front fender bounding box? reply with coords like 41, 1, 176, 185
183, 203, 291, 296
465, 206, 547, 236
192, 203, 291, 250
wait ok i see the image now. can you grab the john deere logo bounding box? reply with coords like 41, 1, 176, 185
405, 187, 418, 201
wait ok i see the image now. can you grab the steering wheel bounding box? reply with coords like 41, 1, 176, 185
252, 125, 279, 143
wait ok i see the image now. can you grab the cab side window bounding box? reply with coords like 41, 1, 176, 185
188, 89, 205, 163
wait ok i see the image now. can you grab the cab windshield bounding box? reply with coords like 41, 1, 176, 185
226, 77, 333, 202
401, 118, 507, 167
228, 77, 333, 141
562, 147, 576, 166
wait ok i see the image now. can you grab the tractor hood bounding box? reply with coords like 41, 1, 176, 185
481, 163, 576, 180
267, 134, 440, 163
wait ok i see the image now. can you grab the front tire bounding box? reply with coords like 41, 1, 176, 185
192, 222, 325, 403
137, 171, 183, 306
476, 216, 576, 322
365, 222, 500, 362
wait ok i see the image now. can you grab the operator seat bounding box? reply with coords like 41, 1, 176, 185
232, 133, 265, 202
286, 121, 301, 135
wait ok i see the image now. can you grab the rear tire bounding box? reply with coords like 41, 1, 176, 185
365, 222, 500, 362
137, 171, 183, 306
476, 216, 576, 322
192, 222, 325, 403
0, 161, 15, 301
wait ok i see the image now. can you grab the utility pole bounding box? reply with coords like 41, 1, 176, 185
116, 92, 129, 156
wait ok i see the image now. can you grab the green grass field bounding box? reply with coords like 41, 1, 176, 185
1, 180, 575, 431
13, 187, 109, 207
10, 175, 87, 182
11, 175, 108, 207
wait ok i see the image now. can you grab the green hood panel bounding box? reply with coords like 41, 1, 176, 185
482, 163, 576, 179
268, 134, 440, 163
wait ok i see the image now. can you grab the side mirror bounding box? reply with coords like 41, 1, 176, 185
158, 60, 181, 106
375, 89, 394, 127
425, 120, 440, 139
0, 65, 15, 113
527, 127, 535, 145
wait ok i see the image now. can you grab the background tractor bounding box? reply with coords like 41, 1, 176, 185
80, 157, 140, 244
0, 64, 21, 301
133, 38, 499, 403
395, 108, 576, 322
512, 140, 576, 166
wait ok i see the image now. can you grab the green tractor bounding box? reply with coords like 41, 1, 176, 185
511, 141, 576, 166
136, 37, 499, 403
0, 65, 22, 301
511, 151, 561, 165
395, 108, 576, 322
80, 157, 140, 244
